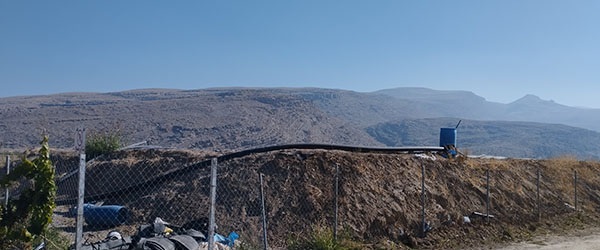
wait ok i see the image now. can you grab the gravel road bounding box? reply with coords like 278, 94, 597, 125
496, 228, 600, 250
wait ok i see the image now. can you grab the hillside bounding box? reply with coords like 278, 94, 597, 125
367, 118, 600, 160
2, 87, 600, 159
0, 88, 381, 150
376, 87, 600, 132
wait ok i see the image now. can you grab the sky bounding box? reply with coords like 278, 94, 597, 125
1, 1, 600, 108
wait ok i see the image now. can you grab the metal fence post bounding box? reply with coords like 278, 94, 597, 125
574, 170, 578, 211
75, 128, 86, 250
420, 164, 426, 238
486, 169, 490, 224
4, 155, 9, 208
208, 158, 218, 250
536, 168, 541, 221
260, 173, 269, 250
333, 164, 339, 242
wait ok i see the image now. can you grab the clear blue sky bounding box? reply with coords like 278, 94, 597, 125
1, 1, 599, 108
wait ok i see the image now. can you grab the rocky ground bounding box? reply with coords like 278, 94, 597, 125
51, 148, 600, 249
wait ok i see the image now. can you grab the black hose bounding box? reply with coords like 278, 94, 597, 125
56, 143, 444, 205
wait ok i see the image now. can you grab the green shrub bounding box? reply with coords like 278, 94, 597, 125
0, 137, 56, 249
85, 130, 122, 159
32, 226, 71, 250
288, 226, 363, 250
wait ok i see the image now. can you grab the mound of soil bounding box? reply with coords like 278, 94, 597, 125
54, 149, 600, 249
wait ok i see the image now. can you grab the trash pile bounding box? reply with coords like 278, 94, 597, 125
71, 217, 239, 250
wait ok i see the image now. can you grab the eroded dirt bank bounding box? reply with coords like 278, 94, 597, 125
56, 149, 600, 249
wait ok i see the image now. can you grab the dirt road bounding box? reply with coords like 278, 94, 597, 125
496, 228, 600, 250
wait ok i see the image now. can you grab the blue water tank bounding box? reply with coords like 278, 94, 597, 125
439, 128, 457, 147
83, 203, 129, 226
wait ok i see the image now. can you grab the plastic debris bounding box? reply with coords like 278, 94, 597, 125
463, 216, 471, 224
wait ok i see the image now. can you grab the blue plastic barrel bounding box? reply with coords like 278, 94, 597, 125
439, 128, 457, 147
83, 203, 128, 226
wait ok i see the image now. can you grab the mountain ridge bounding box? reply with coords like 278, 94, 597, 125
1, 87, 599, 159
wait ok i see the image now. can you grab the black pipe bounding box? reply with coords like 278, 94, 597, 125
56, 144, 445, 204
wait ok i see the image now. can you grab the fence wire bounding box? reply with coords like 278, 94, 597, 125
1, 148, 599, 250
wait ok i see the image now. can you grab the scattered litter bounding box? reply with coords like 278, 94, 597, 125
107, 231, 122, 240
71, 217, 240, 250
154, 217, 170, 226
468, 154, 508, 160
463, 216, 471, 224
415, 153, 436, 161
75, 231, 132, 250
398, 228, 405, 237
170, 235, 199, 250
33, 241, 45, 250
564, 202, 576, 210
214, 232, 239, 247
419, 221, 433, 238
200, 241, 233, 250
472, 211, 495, 218
140, 237, 174, 250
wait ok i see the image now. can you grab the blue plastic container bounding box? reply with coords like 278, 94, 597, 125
83, 203, 128, 226
439, 128, 457, 147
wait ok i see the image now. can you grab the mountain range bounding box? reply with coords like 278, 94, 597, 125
1, 87, 599, 159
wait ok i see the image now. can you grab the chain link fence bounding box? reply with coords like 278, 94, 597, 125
2, 146, 600, 249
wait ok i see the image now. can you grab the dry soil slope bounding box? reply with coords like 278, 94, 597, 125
60, 148, 600, 249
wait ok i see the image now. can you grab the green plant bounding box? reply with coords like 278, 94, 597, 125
85, 130, 122, 159
287, 225, 363, 250
235, 241, 261, 250
32, 226, 71, 250
0, 136, 57, 249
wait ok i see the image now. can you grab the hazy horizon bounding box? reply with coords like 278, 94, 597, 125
0, 86, 589, 109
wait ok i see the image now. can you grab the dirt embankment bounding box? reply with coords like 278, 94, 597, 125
54, 149, 600, 249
